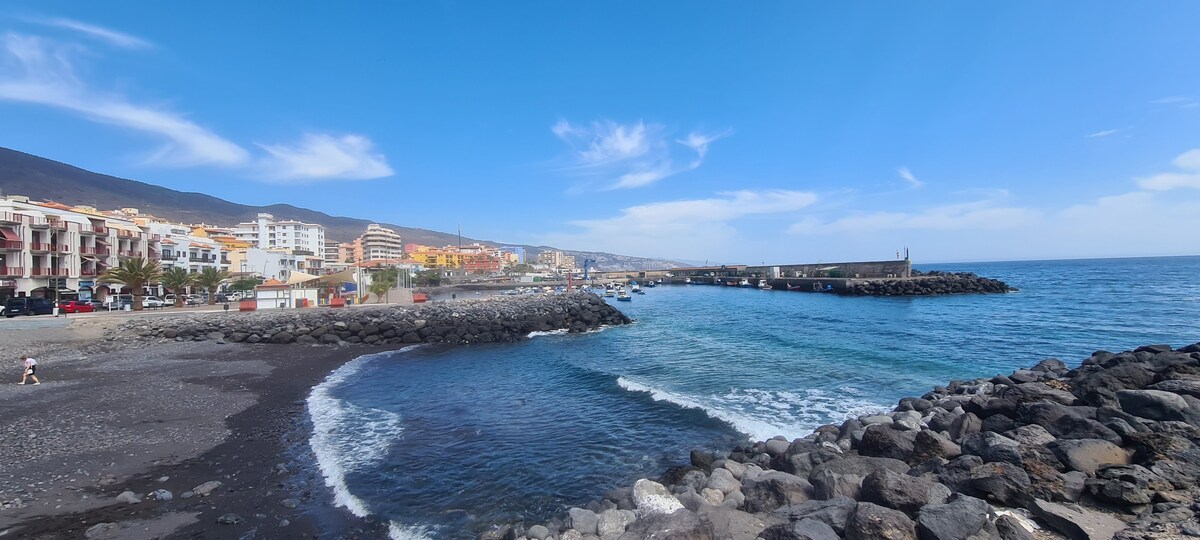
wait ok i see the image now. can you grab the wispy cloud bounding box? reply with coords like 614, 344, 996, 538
1151, 96, 1199, 108
539, 189, 816, 257
0, 32, 248, 167
1137, 148, 1200, 191
258, 134, 393, 182
35, 18, 153, 50
897, 167, 924, 188
788, 194, 1036, 236
1085, 128, 1123, 138
552, 119, 726, 190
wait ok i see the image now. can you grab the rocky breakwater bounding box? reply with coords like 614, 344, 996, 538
843, 271, 1013, 296
484, 342, 1200, 540
106, 292, 631, 346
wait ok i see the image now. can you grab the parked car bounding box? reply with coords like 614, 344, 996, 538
143, 296, 166, 308
215, 294, 229, 303
4, 298, 55, 318
59, 300, 95, 313
100, 294, 133, 310
184, 296, 200, 306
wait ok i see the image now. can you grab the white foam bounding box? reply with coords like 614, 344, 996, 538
306, 351, 408, 518
389, 521, 436, 540
527, 328, 570, 338
616, 377, 888, 442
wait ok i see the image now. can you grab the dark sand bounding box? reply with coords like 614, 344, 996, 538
0, 317, 390, 539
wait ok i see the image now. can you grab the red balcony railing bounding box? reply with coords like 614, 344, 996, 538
121, 250, 143, 257
47, 219, 66, 229
49, 244, 71, 252
31, 268, 68, 276
93, 226, 108, 234
29, 242, 51, 251
21, 215, 48, 227
0, 266, 24, 276
0, 241, 22, 250
81, 268, 98, 276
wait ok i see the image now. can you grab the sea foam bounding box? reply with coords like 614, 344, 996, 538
307, 351, 408, 518
617, 376, 886, 441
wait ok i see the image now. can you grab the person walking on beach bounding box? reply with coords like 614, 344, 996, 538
18, 356, 40, 385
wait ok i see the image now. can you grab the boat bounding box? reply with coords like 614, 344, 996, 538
758, 279, 772, 290
739, 279, 751, 287
631, 282, 642, 293
603, 289, 615, 297
684, 278, 692, 284
616, 291, 632, 301
636, 289, 646, 295
644, 281, 656, 288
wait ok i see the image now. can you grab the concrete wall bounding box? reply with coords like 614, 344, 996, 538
746, 259, 911, 279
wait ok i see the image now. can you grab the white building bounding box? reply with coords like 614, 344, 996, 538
358, 224, 404, 261
230, 248, 310, 283
143, 221, 225, 274
233, 213, 325, 256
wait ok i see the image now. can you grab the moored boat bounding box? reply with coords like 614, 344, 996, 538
616, 291, 632, 301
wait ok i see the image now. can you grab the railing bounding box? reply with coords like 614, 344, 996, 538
0, 266, 24, 276
31, 268, 69, 276
47, 219, 66, 229
93, 226, 108, 234
160, 253, 179, 260
79, 247, 102, 255
0, 212, 19, 223
49, 244, 71, 252
0, 241, 22, 250
21, 215, 48, 227
81, 268, 98, 276
29, 242, 51, 251
117, 230, 141, 238
121, 250, 143, 257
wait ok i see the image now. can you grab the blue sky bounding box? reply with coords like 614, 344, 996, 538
2, 2, 1199, 263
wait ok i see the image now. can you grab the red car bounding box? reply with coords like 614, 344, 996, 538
59, 300, 95, 313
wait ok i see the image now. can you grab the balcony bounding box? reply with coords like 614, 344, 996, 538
81, 268, 98, 276
160, 253, 179, 261
49, 244, 71, 252
31, 268, 69, 277
0, 212, 20, 224
117, 230, 141, 239
29, 242, 51, 252
47, 219, 67, 230
0, 266, 24, 277
0, 241, 22, 250
188, 256, 216, 263
22, 215, 48, 228
120, 250, 143, 257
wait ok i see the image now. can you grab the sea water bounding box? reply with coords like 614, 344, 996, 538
307, 256, 1200, 538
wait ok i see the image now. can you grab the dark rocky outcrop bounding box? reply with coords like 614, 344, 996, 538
842, 272, 1013, 296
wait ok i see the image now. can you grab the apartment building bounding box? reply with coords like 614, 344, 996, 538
142, 220, 226, 274
232, 213, 325, 256
358, 224, 404, 261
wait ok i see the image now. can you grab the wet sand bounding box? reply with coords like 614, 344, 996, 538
0, 315, 388, 539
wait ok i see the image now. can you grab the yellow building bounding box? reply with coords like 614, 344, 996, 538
410, 249, 467, 269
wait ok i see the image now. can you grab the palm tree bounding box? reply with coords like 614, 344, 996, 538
374, 267, 400, 303
99, 257, 162, 311
195, 267, 231, 305
160, 267, 195, 308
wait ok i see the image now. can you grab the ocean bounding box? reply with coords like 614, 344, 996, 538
306, 256, 1200, 538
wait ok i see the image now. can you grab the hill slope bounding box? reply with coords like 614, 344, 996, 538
0, 147, 680, 270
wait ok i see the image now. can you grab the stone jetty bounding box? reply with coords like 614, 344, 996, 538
841, 271, 1013, 296
105, 292, 631, 346
486, 342, 1200, 540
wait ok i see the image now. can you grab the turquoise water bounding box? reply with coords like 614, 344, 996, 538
307, 256, 1200, 538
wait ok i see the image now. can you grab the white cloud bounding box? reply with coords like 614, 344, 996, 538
37, 18, 153, 50
0, 32, 248, 167
788, 197, 1036, 236
258, 133, 394, 182
897, 167, 924, 188
552, 119, 725, 189
1085, 128, 1122, 138
539, 189, 816, 258
1136, 148, 1200, 191
1151, 96, 1199, 108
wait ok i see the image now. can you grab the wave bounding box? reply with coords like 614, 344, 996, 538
616, 377, 887, 442
306, 350, 409, 518
527, 325, 616, 339
389, 521, 435, 540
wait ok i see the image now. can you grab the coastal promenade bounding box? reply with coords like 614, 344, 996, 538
0, 293, 628, 539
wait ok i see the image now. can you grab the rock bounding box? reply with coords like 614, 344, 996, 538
925, 455, 983, 494
809, 456, 910, 500
632, 479, 685, 517
1027, 499, 1126, 540
722, 490, 745, 509
859, 469, 951, 516
216, 513, 244, 525
1072, 364, 1155, 407
969, 462, 1031, 506
115, 490, 140, 504
618, 508, 713, 540
743, 471, 813, 512
692, 449, 716, 471
703, 506, 779, 540
708, 467, 740, 494
679, 470, 709, 493
1049, 439, 1130, 476
772, 497, 857, 535
280, 498, 300, 509
949, 413, 982, 441
561, 530, 583, 540
723, 460, 747, 480
1147, 379, 1200, 398
597, 508, 634, 537
700, 488, 724, 505
760, 518, 840, 540
569, 507, 600, 535
860, 425, 917, 461
1004, 425, 1056, 447
960, 432, 1018, 458
915, 494, 997, 540
911, 430, 961, 464
151, 489, 173, 501
995, 514, 1036, 540
193, 480, 223, 497
766, 439, 792, 457
862, 415, 895, 426
527, 525, 550, 540
1116, 389, 1196, 422
85, 522, 119, 539
845, 502, 917, 540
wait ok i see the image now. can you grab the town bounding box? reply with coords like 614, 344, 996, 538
0, 194, 582, 310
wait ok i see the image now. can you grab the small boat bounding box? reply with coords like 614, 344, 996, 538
739, 279, 751, 287
644, 281, 656, 288
631, 282, 642, 293
603, 289, 615, 297
684, 278, 692, 284
636, 289, 646, 295
758, 279, 772, 290
617, 291, 632, 301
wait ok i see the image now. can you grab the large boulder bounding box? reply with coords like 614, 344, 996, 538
969, 462, 1031, 507
809, 456, 909, 500
844, 502, 917, 540
568, 507, 599, 535
1014, 402, 1120, 444
1027, 499, 1125, 540
911, 430, 961, 464
618, 509, 714, 540
916, 494, 998, 540
633, 479, 685, 518
859, 425, 917, 461
742, 471, 813, 513
597, 508, 636, 537
1048, 439, 1129, 476
1115, 389, 1198, 423
702, 506, 780, 540
1147, 379, 1200, 399
759, 519, 839, 540
707, 467, 741, 495
859, 469, 951, 517
1071, 363, 1155, 407
772, 497, 857, 535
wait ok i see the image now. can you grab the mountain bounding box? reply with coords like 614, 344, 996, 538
0, 147, 682, 271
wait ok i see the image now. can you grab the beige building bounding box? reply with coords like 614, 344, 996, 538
357, 224, 404, 261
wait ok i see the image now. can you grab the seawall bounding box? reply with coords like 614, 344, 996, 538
106, 292, 631, 346
484, 341, 1200, 540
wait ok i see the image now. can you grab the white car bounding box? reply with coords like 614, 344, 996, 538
143, 296, 166, 308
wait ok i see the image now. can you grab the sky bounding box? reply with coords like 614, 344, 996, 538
1, 3, 1199, 264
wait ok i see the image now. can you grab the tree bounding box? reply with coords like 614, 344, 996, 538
372, 268, 400, 303
99, 257, 162, 311
510, 263, 534, 275
160, 267, 195, 307
229, 277, 263, 291
414, 269, 441, 287
195, 267, 232, 304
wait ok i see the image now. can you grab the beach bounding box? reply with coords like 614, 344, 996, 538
0, 315, 391, 538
